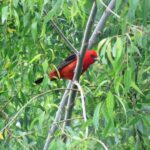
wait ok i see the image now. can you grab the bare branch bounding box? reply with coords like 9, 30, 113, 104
44, 81, 72, 150
51, 20, 79, 55
88, 0, 116, 49
61, 86, 77, 140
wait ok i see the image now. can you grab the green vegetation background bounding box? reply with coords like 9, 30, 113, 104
0, 0, 150, 149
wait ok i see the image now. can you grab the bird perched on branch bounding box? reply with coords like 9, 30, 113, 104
35, 50, 98, 84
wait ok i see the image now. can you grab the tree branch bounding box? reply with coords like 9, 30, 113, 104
88, 0, 116, 49
43, 81, 72, 150
50, 20, 79, 55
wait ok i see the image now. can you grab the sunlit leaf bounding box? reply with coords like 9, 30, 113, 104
31, 21, 37, 41
2, 6, 9, 23
42, 60, 48, 73
131, 81, 144, 95
0, 133, 4, 140
29, 54, 42, 64
98, 38, 107, 52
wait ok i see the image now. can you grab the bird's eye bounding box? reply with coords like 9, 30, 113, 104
90, 54, 95, 58
90, 54, 97, 61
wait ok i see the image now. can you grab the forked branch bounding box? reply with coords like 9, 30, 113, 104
88, 0, 116, 49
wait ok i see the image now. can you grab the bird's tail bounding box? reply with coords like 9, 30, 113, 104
34, 70, 59, 84
34, 77, 44, 84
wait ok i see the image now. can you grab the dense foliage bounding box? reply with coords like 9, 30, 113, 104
0, 0, 150, 149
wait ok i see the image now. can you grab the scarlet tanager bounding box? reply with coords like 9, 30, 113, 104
35, 50, 97, 83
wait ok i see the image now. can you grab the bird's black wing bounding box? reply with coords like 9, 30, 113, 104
57, 53, 77, 70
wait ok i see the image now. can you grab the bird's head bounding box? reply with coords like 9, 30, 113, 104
86, 50, 98, 64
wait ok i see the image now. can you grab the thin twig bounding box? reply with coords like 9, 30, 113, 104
50, 20, 79, 55
74, 81, 88, 138
0, 87, 78, 133
54, 116, 83, 125
84, 137, 108, 150
70, 137, 108, 150
100, 0, 120, 19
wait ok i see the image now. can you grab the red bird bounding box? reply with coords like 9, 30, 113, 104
50, 50, 98, 80
35, 50, 97, 84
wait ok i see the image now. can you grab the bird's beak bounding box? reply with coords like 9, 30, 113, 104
94, 58, 101, 64
94, 57, 98, 61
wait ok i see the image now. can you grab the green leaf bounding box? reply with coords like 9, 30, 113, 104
29, 54, 42, 64
42, 60, 48, 73
2, 6, 9, 24
106, 92, 114, 113
31, 21, 37, 41
116, 37, 123, 60
115, 95, 127, 119
40, 23, 46, 38
128, 0, 140, 21
106, 91, 114, 122
14, 9, 20, 28
98, 38, 107, 52
93, 103, 101, 131
114, 76, 122, 94
131, 81, 144, 96
23, 13, 30, 27
70, 1, 79, 19
116, 0, 122, 10
13, 0, 19, 8
44, 0, 64, 23
127, 116, 141, 126
124, 67, 132, 93
49, 48, 55, 61
106, 41, 114, 65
